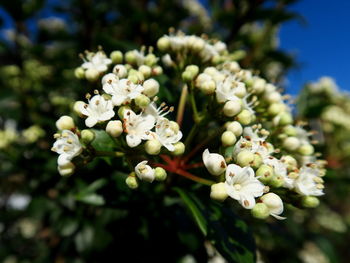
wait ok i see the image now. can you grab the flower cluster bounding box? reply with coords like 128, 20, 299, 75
52, 32, 326, 220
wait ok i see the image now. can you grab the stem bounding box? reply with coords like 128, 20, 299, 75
95, 151, 125, 157
175, 169, 214, 186
189, 87, 199, 122
176, 84, 188, 127
184, 123, 200, 148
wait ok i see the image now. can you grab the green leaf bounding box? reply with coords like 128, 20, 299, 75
76, 193, 105, 206
91, 129, 116, 151
175, 188, 256, 263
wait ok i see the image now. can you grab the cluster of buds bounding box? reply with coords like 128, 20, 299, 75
52, 31, 326, 220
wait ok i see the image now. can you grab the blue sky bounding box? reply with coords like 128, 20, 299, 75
280, 0, 350, 94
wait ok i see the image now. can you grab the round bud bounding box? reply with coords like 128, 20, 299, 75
210, 182, 228, 202
128, 70, 144, 83
56, 116, 75, 130
192, 38, 205, 52
157, 37, 170, 51
283, 125, 297, 136
152, 66, 163, 75
283, 137, 301, 151
268, 103, 285, 116
118, 106, 131, 119
169, 121, 180, 133
269, 175, 284, 188
81, 129, 95, 144
74, 67, 85, 79
234, 84, 247, 98
85, 68, 99, 82
143, 79, 159, 97
145, 139, 162, 155
135, 94, 151, 108
223, 100, 242, 117
298, 144, 314, 156
110, 50, 123, 64
185, 65, 199, 76
145, 54, 158, 67
281, 155, 298, 171
226, 121, 243, 137
236, 109, 253, 125
288, 172, 299, 179
154, 167, 167, 181
251, 203, 269, 219
278, 112, 293, 126
126, 173, 139, 189
172, 142, 185, 156
125, 51, 137, 65
265, 91, 282, 103
256, 164, 274, 184
138, 65, 152, 78
113, 64, 128, 78
252, 78, 266, 94
260, 193, 284, 216
106, 120, 123, 137
182, 70, 195, 82
204, 67, 218, 76
73, 101, 85, 117
200, 80, 216, 95
251, 153, 263, 169
128, 74, 139, 84
236, 150, 255, 167
221, 131, 237, 147
301, 196, 320, 208
58, 162, 75, 177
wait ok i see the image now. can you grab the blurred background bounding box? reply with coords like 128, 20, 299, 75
0, 0, 350, 262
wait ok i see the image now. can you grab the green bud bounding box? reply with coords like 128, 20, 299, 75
138, 65, 152, 78
251, 203, 269, 219
135, 94, 151, 108
81, 129, 95, 144
145, 53, 158, 67
298, 144, 314, 156
301, 196, 320, 208
210, 182, 228, 202
200, 80, 216, 95
118, 106, 131, 119
269, 175, 284, 188
157, 37, 170, 51
236, 150, 255, 167
226, 121, 243, 137
182, 70, 195, 82
278, 112, 293, 126
85, 68, 99, 82
256, 164, 274, 184
185, 65, 199, 76
283, 136, 300, 151
74, 67, 85, 79
172, 142, 185, 156
251, 153, 263, 169
145, 139, 162, 155
56, 116, 75, 130
268, 103, 285, 116
282, 125, 297, 136
125, 51, 137, 65
154, 167, 167, 181
221, 131, 237, 147
236, 109, 253, 125
110, 50, 123, 64
143, 79, 159, 97
106, 120, 123, 137
152, 66, 163, 76
126, 173, 139, 189
281, 155, 298, 171
223, 100, 242, 117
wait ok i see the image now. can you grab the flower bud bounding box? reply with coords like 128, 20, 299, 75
298, 144, 314, 156
256, 164, 274, 184
202, 149, 226, 176
269, 175, 284, 188
281, 155, 298, 171
135, 94, 151, 108
223, 100, 242, 117
265, 91, 282, 103
182, 71, 195, 82
277, 112, 293, 126
185, 65, 199, 76
226, 121, 243, 137
118, 105, 131, 119
135, 161, 155, 182
252, 78, 266, 94
260, 193, 285, 219
283, 125, 297, 136
81, 129, 95, 144
145, 54, 158, 67
283, 137, 301, 151
74, 67, 85, 79
234, 84, 247, 98
251, 153, 263, 169
110, 50, 123, 64
125, 51, 137, 65
85, 68, 100, 82
301, 196, 320, 208
145, 139, 162, 155
268, 103, 285, 116
106, 120, 123, 137
139, 65, 152, 78
154, 167, 167, 181
210, 182, 228, 202
113, 64, 128, 78
169, 121, 180, 134
236, 109, 253, 125
56, 116, 75, 130
157, 36, 170, 51
172, 142, 185, 156
251, 203, 269, 219
58, 162, 75, 177
128, 70, 144, 83
152, 66, 163, 75
221, 131, 237, 147
126, 173, 139, 189
192, 38, 205, 52
236, 150, 255, 167
143, 79, 159, 97
200, 80, 216, 95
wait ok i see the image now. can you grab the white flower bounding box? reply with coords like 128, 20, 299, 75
263, 157, 294, 189
144, 102, 173, 121
52, 130, 82, 166
135, 161, 155, 182
101, 73, 118, 85
123, 109, 155, 147
294, 167, 324, 196
103, 78, 144, 106
154, 118, 182, 151
215, 76, 244, 103
260, 193, 286, 220
202, 149, 226, 176
79, 95, 115, 127
225, 164, 264, 209
81, 51, 111, 73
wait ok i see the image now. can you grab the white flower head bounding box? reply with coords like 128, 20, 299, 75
202, 149, 227, 176
264, 157, 294, 189
215, 76, 244, 103
81, 50, 111, 73
103, 78, 143, 106
52, 130, 82, 166
225, 164, 264, 209
294, 166, 324, 196
260, 193, 286, 220
79, 95, 115, 127
123, 109, 155, 148
154, 117, 182, 151
135, 161, 155, 182
144, 102, 174, 121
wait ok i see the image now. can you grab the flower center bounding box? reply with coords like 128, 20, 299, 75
234, 184, 242, 191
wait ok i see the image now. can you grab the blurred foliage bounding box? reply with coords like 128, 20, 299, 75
2, 0, 345, 263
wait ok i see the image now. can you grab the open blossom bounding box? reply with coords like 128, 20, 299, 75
135, 161, 155, 182
144, 102, 173, 121
294, 166, 324, 196
123, 110, 155, 148
225, 164, 264, 209
260, 193, 286, 220
103, 78, 143, 106
215, 76, 244, 103
52, 130, 82, 166
154, 118, 182, 151
202, 149, 227, 176
264, 157, 294, 189
82, 51, 111, 73
79, 95, 115, 127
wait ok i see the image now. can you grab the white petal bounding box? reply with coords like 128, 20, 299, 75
126, 135, 142, 148
85, 116, 98, 127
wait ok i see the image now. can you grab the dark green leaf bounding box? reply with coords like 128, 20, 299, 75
76, 193, 105, 206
